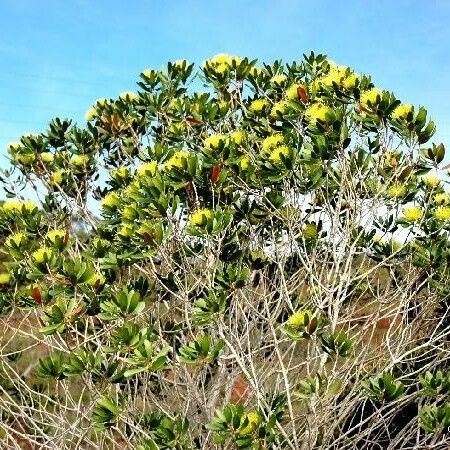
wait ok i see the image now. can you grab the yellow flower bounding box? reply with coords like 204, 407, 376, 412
16, 153, 35, 165
40, 152, 54, 164
240, 156, 250, 170
110, 166, 130, 180
435, 207, 450, 221
206, 53, 241, 68
142, 68, 157, 78
402, 206, 422, 223
319, 65, 347, 87
173, 59, 188, 68
249, 98, 270, 114
118, 224, 134, 238
3, 200, 23, 212
287, 310, 312, 328
342, 72, 359, 90
387, 184, 407, 198
0, 273, 11, 285
189, 208, 214, 226
119, 91, 139, 102
392, 103, 414, 120
7, 142, 21, 154
270, 100, 290, 118
136, 161, 158, 177
70, 154, 90, 167
125, 181, 141, 197
122, 205, 138, 220
85, 107, 97, 121
269, 145, 290, 163
53, 170, 68, 186
164, 150, 190, 170
230, 130, 246, 145
207, 53, 233, 66
302, 223, 318, 239
270, 74, 288, 85
421, 173, 440, 188
102, 192, 121, 209
237, 411, 261, 436
45, 229, 66, 246
2, 200, 37, 213
213, 63, 229, 75
434, 193, 450, 205
87, 272, 106, 287
262, 134, 284, 153
205, 134, 227, 150
95, 98, 108, 107
32, 247, 54, 264
285, 84, 305, 100
305, 102, 334, 123
5, 232, 27, 248
360, 88, 383, 107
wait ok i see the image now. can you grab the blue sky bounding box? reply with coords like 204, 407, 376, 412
0, 0, 449, 170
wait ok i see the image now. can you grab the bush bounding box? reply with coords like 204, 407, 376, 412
0, 52, 449, 449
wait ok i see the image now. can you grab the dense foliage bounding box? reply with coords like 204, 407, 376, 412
0, 52, 449, 449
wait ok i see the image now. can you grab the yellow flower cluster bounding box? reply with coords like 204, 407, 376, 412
15, 153, 35, 165
287, 310, 312, 327
270, 100, 290, 118
240, 156, 250, 170
269, 145, 290, 163
2, 200, 37, 213
85, 107, 97, 121
230, 130, 246, 145
118, 224, 134, 238
136, 161, 158, 177
5, 232, 27, 248
402, 206, 422, 223
285, 84, 304, 100
270, 74, 288, 85
32, 247, 54, 264
205, 53, 242, 75
122, 205, 138, 220
342, 72, 359, 89
360, 88, 383, 108
421, 173, 440, 188
46, 229, 66, 244
110, 166, 130, 180
71, 154, 90, 167
319, 65, 348, 87
87, 272, 106, 287
51, 169, 67, 185
434, 193, 450, 205
302, 223, 318, 239
205, 134, 227, 150
261, 134, 285, 153
392, 103, 414, 120
41, 152, 54, 164
164, 150, 190, 170
102, 192, 121, 209
305, 102, 334, 122
190, 208, 214, 226
237, 411, 261, 436
7, 142, 21, 154
387, 184, 407, 198
249, 98, 270, 114
434, 206, 450, 221
0, 273, 11, 285
119, 91, 139, 102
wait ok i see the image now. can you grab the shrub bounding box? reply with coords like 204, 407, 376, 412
0, 52, 449, 448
